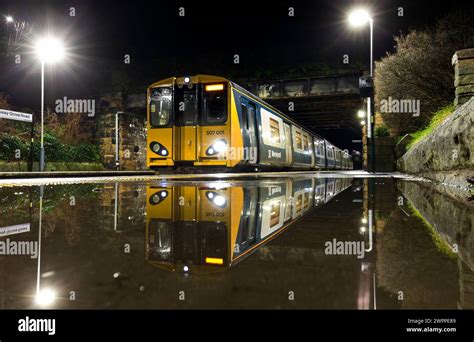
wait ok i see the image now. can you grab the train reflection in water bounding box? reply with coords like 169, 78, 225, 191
146, 177, 352, 273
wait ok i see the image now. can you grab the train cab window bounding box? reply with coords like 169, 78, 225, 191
150, 87, 172, 127
202, 84, 227, 125
148, 220, 171, 261
270, 201, 281, 228
295, 131, 302, 150
175, 87, 197, 125
270, 118, 281, 144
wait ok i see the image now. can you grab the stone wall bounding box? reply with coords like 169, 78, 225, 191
398, 98, 473, 186
97, 92, 147, 171
453, 48, 474, 107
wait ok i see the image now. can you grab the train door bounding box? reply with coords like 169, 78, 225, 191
176, 186, 197, 221
175, 86, 198, 161
284, 123, 292, 166
234, 187, 258, 257
247, 102, 258, 165
240, 98, 258, 165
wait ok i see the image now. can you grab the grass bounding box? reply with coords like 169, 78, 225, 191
407, 201, 457, 259
406, 104, 455, 150
0, 161, 105, 172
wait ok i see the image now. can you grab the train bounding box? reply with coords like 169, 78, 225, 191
145, 176, 353, 273
146, 75, 353, 172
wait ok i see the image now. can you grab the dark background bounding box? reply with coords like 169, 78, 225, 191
0, 0, 471, 150
1, 0, 470, 103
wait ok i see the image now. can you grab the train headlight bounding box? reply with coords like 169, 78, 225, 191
151, 142, 160, 153
206, 140, 227, 156
150, 141, 169, 156
149, 190, 168, 205
206, 191, 227, 208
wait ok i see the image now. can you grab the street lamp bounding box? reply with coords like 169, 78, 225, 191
357, 110, 366, 118
35, 36, 64, 171
348, 9, 373, 76
5, 15, 13, 23
348, 8, 375, 172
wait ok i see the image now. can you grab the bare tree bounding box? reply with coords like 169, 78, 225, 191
374, 11, 474, 135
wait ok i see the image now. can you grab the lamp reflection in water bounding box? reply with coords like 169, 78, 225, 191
35, 185, 56, 307
145, 177, 353, 274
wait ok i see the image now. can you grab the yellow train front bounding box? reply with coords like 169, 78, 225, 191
147, 74, 353, 171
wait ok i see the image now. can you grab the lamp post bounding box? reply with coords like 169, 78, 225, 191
35, 36, 64, 171
348, 9, 375, 172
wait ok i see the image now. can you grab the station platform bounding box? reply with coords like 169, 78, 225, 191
0, 170, 418, 187
0, 170, 155, 179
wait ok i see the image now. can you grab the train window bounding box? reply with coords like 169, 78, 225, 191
175, 88, 197, 125
148, 220, 171, 261
270, 201, 281, 228
295, 194, 303, 213
202, 84, 227, 124
270, 118, 281, 144
316, 144, 322, 156
149, 87, 172, 127
241, 103, 248, 129
303, 134, 309, 152
295, 131, 302, 150
304, 192, 310, 209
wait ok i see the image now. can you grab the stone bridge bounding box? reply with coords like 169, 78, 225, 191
241, 73, 363, 133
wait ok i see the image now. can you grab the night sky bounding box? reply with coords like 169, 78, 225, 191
0, 0, 471, 108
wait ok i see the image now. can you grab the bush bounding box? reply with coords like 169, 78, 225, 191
375, 125, 390, 137
374, 11, 474, 135
0, 131, 102, 163
0, 134, 29, 161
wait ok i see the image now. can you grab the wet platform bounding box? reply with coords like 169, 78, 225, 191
0, 170, 420, 187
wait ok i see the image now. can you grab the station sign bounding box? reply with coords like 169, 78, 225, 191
0, 223, 31, 237
0, 109, 33, 123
